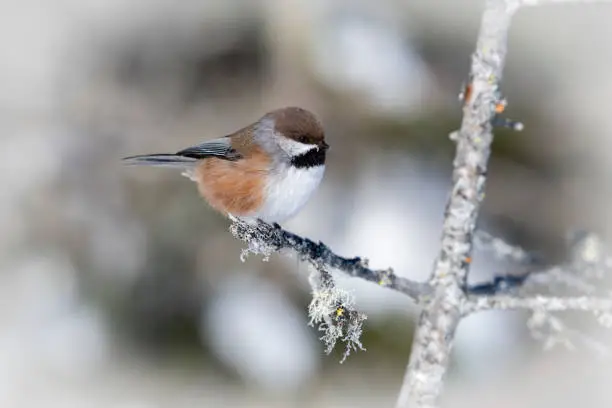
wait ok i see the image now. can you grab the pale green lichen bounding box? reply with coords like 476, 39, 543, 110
228, 216, 275, 262
229, 216, 367, 362
307, 267, 367, 363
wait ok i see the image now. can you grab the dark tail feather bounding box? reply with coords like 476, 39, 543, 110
122, 154, 198, 168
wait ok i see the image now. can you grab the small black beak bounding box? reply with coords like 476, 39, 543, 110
320, 141, 329, 150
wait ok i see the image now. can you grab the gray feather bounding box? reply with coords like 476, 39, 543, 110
121, 154, 198, 168
176, 137, 242, 160
122, 137, 242, 169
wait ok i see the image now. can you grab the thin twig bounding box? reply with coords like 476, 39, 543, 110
469, 231, 612, 295
463, 294, 612, 314
467, 273, 530, 294
474, 229, 544, 266
467, 266, 601, 295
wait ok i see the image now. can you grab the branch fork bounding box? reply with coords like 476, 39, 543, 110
228, 0, 612, 406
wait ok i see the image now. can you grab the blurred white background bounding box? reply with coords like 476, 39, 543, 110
1, 0, 612, 406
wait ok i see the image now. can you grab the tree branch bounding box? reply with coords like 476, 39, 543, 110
225, 0, 612, 405
395, 1, 520, 406
467, 265, 603, 295
469, 231, 612, 295
229, 218, 432, 302
463, 294, 612, 315
474, 229, 545, 266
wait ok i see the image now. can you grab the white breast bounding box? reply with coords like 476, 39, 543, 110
252, 164, 325, 224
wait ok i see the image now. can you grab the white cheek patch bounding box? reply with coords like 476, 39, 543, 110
275, 133, 317, 156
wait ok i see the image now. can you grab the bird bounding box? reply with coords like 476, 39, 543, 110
122, 107, 329, 224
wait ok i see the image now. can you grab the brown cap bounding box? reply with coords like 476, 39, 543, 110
267, 107, 327, 148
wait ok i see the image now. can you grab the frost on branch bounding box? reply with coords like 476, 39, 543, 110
527, 309, 610, 356
474, 229, 543, 266
524, 232, 612, 296
521, 232, 612, 296
470, 230, 612, 296
567, 231, 612, 281
468, 231, 612, 354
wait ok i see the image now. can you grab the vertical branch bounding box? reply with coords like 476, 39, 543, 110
395, 1, 520, 407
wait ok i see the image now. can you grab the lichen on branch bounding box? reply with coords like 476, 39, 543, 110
229, 217, 404, 360
307, 267, 367, 363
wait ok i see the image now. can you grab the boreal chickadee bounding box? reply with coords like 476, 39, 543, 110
123, 107, 329, 224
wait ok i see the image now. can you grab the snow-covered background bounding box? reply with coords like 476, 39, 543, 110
1, 0, 612, 406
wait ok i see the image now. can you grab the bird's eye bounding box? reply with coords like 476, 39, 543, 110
299, 135, 309, 143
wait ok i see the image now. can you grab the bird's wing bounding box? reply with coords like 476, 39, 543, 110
176, 137, 243, 161
122, 127, 254, 167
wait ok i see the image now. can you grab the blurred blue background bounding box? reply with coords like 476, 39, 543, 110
2, 0, 612, 407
